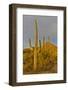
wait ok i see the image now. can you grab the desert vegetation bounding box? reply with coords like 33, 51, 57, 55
23, 42, 57, 74
23, 18, 57, 75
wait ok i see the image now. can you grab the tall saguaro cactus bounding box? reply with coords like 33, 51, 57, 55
34, 18, 38, 71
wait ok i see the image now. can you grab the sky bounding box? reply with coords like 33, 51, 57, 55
23, 15, 57, 48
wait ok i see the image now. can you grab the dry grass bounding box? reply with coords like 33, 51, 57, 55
23, 42, 57, 75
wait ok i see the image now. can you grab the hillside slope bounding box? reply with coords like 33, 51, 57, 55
23, 42, 57, 74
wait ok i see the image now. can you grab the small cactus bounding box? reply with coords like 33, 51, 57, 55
48, 36, 51, 42
39, 40, 41, 49
43, 36, 45, 49
29, 38, 32, 48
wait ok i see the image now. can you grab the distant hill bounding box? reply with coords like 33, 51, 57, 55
23, 42, 57, 74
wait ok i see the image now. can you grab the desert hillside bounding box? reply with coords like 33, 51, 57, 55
23, 42, 57, 74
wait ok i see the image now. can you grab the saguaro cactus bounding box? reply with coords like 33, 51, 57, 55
39, 40, 41, 51
29, 38, 32, 48
48, 36, 51, 42
43, 36, 45, 49
39, 40, 41, 48
34, 18, 38, 71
